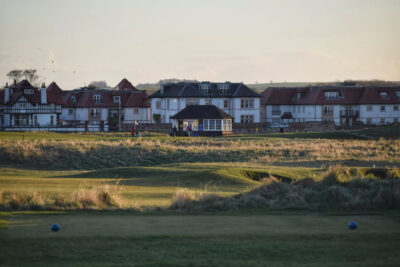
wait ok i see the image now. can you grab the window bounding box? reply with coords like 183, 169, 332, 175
68, 109, 73, 115
394, 105, 399, 111
133, 108, 139, 114
156, 101, 161, 109
209, 119, 216, 130
324, 106, 333, 115
24, 89, 34, 94
34, 115, 38, 125
20, 103, 26, 109
216, 119, 222, 130
295, 92, 303, 100
367, 118, 372, 124
186, 98, 200, 107
380, 105, 385, 112
240, 99, 254, 109
50, 115, 54, 125
93, 94, 102, 104
200, 84, 210, 95
367, 105, 373, 111
380, 91, 389, 99
272, 105, 281, 115
224, 99, 229, 109
71, 95, 77, 103
380, 118, 385, 125
205, 99, 212, 105
203, 120, 209, 130
113, 96, 121, 103
240, 115, 254, 123
394, 118, 398, 123
324, 91, 339, 100
396, 91, 400, 99
218, 83, 229, 95
90, 108, 100, 118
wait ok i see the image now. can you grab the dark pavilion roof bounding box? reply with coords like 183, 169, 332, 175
150, 82, 260, 98
171, 105, 233, 120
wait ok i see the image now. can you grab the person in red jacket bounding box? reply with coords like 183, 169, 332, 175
131, 127, 135, 137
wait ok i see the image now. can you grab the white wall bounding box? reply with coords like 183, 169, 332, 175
123, 107, 150, 123
359, 104, 400, 125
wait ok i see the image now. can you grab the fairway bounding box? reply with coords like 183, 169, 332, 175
1, 211, 400, 266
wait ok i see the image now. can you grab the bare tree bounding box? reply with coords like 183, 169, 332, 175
22, 69, 39, 84
7, 70, 24, 83
89, 80, 111, 89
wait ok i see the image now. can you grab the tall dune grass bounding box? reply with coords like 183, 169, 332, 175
0, 183, 131, 211
1, 137, 399, 170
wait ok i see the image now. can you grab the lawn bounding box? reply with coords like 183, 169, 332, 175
0, 211, 399, 266
1, 127, 399, 266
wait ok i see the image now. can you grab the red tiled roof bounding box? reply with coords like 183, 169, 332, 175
261, 86, 400, 105
115, 78, 137, 91
4, 80, 63, 105
62, 90, 149, 108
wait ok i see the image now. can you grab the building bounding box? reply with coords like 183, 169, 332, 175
0, 80, 63, 128
261, 85, 400, 127
170, 105, 233, 136
60, 78, 150, 130
149, 82, 261, 124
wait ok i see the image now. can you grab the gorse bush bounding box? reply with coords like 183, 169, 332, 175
0, 183, 129, 211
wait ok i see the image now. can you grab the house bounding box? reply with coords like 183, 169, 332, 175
149, 82, 261, 124
0, 80, 63, 128
170, 105, 233, 136
261, 85, 400, 127
60, 78, 150, 130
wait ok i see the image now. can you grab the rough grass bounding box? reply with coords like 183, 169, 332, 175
170, 165, 400, 211
1, 129, 399, 170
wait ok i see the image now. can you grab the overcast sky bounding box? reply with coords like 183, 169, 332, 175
0, 0, 399, 89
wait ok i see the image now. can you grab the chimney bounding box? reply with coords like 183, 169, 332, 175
41, 82, 47, 104
14, 79, 17, 85
4, 82, 9, 104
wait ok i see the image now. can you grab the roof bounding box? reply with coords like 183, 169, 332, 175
115, 78, 137, 91
150, 82, 260, 98
62, 89, 149, 108
2, 80, 63, 105
171, 105, 233, 120
261, 86, 400, 105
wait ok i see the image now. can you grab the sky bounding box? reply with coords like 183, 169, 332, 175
0, 0, 399, 90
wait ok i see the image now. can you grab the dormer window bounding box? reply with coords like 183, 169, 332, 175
113, 96, 121, 103
71, 95, 77, 103
218, 83, 229, 95
324, 91, 339, 100
24, 89, 34, 94
396, 91, 400, 99
380, 91, 389, 99
295, 92, 303, 100
200, 83, 210, 95
93, 94, 102, 104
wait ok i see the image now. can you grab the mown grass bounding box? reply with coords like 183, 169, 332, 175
1, 211, 399, 266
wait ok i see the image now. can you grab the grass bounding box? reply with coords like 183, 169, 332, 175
1, 211, 400, 266
1, 128, 400, 265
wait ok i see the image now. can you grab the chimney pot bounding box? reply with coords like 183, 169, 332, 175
14, 79, 16, 85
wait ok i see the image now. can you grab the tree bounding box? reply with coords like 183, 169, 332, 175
22, 69, 39, 84
89, 80, 111, 89
7, 70, 24, 83
153, 114, 161, 123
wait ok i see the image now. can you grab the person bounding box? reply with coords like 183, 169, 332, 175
186, 125, 191, 137
131, 127, 135, 137
172, 125, 177, 137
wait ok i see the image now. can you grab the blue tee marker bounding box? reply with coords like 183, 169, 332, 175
51, 223, 60, 232
348, 221, 358, 230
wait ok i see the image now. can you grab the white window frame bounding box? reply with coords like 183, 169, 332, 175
113, 96, 121, 103
93, 94, 102, 104
133, 108, 139, 114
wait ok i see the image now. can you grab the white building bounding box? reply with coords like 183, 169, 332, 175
0, 80, 63, 128
261, 85, 400, 127
149, 82, 261, 124
60, 78, 150, 130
